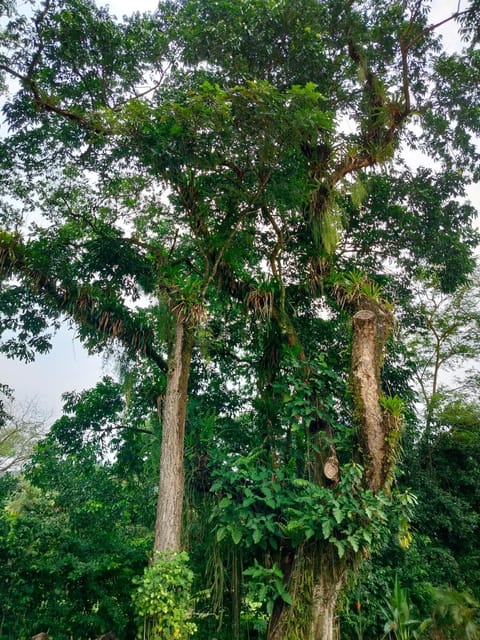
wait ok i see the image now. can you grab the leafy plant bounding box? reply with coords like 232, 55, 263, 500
133, 552, 197, 640
210, 454, 390, 558
381, 575, 424, 640
243, 561, 292, 616
428, 587, 480, 640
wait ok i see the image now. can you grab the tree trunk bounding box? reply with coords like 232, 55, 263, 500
310, 556, 347, 640
267, 544, 348, 640
154, 312, 195, 553
266, 303, 395, 640
351, 307, 395, 492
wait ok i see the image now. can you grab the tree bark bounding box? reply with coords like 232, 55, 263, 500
267, 544, 347, 640
351, 307, 395, 492
310, 553, 347, 640
154, 312, 195, 553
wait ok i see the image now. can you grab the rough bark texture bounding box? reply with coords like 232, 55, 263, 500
311, 553, 348, 640
154, 314, 195, 553
267, 544, 347, 640
351, 307, 394, 492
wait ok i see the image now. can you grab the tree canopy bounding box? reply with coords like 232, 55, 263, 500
1, 1, 479, 639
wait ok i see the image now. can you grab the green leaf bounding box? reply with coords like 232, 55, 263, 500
231, 526, 242, 545
281, 591, 293, 605
216, 527, 227, 543
362, 529, 372, 545
333, 506, 344, 524
332, 539, 345, 558
322, 519, 333, 539
253, 528, 263, 545
347, 535, 360, 552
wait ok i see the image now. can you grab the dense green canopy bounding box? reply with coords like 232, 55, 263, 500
1, 1, 480, 638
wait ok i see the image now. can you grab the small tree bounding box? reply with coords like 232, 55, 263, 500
406, 271, 480, 433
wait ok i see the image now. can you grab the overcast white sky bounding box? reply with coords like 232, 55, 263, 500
1, 0, 477, 421
100, 0, 157, 16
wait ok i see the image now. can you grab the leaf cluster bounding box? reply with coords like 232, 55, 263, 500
211, 456, 390, 559
133, 551, 197, 640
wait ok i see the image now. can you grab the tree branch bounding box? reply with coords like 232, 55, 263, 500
0, 232, 167, 372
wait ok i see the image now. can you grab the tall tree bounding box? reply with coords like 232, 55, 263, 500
406, 271, 480, 432
0, 1, 479, 638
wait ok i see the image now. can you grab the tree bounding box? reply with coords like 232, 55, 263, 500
406, 271, 480, 432
410, 394, 480, 597
0, 1, 479, 638
0, 386, 46, 474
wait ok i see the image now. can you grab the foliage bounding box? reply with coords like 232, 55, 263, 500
0, 376, 158, 640
1, 0, 480, 638
210, 453, 392, 559
381, 575, 423, 640
409, 394, 480, 597
427, 587, 480, 640
133, 551, 197, 640
243, 561, 293, 616
405, 272, 480, 429
0, 472, 150, 639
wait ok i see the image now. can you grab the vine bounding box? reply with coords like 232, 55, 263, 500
133, 551, 197, 640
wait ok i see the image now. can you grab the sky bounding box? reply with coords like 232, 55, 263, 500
1, 0, 478, 422
100, 0, 157, 16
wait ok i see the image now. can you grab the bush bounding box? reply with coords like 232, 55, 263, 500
133, 551, 197, 640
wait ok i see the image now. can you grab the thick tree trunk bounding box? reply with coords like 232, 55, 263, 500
310, 558, 347, 640
154, 313, 195, 553
267, 544, 348, 640
351, 307, 395, 492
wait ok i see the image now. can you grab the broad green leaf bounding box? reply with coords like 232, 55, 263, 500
322, 519, 333, 540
